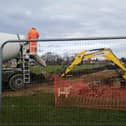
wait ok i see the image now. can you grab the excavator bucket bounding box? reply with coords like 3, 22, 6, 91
54, 76, 126, 111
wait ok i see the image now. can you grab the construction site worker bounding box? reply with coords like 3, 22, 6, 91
27, 27, 40, 55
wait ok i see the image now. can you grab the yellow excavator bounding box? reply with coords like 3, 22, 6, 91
61, 48, 126, 86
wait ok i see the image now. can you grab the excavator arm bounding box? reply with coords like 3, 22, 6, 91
61, 48, 126, 80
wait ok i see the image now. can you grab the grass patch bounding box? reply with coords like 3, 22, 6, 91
30, 65, 62, 74
1, 93, 126, 126
30, 63, 106, 74
74, 63, 105, 71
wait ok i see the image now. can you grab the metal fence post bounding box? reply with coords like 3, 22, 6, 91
0, 45, 3, 109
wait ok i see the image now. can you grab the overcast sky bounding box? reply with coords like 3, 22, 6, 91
1, 0, 126, 38
0, 0, 126, 57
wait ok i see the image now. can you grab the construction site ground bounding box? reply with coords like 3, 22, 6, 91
2, 69, 126, 126
2, 82, 53, 97
2, 69, 120, 97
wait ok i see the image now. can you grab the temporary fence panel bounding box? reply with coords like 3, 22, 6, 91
2, 37, 126, 126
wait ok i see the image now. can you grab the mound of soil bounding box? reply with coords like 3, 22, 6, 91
80, 69, 121, 88
80, 69, 118, 82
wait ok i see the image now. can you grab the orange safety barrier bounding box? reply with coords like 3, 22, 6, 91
54, 76, 126, 111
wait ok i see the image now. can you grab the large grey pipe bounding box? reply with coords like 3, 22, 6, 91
24, 43, 46, 67
30, 54, 46, 67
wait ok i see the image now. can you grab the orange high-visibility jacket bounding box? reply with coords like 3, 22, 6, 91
27, 28, 40, 40
27, 28, 40, 54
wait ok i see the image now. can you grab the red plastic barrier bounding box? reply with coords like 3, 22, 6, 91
54, 76, 126, 110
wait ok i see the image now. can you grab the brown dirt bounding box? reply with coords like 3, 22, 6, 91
3, 69, 121, 97
80, 69, 121, 87
2, 83, 53, 97
80, 69, 118, 82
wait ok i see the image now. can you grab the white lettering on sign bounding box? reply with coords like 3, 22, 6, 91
58, 86, 72, 98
